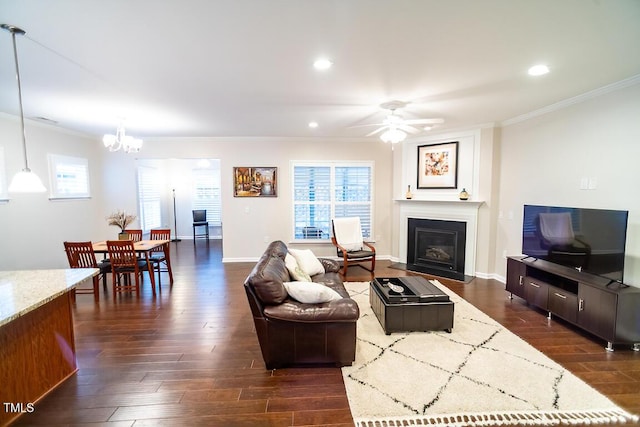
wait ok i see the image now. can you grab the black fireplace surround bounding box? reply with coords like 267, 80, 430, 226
407, 218, 466, 281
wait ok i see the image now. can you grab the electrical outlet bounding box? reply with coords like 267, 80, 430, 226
580, 177, 589, 190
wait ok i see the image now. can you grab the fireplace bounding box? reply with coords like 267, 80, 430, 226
407, 218, 466, 281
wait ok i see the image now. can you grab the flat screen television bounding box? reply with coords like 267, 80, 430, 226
522, 204, 628, 283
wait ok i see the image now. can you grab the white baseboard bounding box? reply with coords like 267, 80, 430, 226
223, 254, 393, 264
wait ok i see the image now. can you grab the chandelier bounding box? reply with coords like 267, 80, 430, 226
2, 24, 47, 193
103, 122, 143, 153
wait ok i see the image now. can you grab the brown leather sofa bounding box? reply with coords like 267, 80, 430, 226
244, 240, 359, 369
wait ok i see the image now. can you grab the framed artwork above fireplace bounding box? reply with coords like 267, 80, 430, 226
417, 141, 458, 189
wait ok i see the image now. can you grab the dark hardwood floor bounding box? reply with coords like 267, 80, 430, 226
10, 240, 640, 426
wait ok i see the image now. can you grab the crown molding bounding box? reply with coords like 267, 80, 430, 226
500, 74, 640, 127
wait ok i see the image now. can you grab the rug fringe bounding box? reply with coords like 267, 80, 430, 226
355, 409, 640, 427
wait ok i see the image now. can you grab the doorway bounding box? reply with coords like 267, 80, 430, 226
136, 158, 222, 242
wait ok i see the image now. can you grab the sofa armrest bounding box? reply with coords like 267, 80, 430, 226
319, 258, 340, 273
263, 299, 359, 323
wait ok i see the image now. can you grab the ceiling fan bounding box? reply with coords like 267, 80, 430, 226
354, 100, 444, 143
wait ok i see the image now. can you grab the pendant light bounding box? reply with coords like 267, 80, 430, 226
2, 24, 47, 193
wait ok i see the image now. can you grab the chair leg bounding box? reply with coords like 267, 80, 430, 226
93, 276, 99, 302
156, 262, 162, 287
112, 271, 118, 295
167, 260, 174, 285
135, 272, 141, 296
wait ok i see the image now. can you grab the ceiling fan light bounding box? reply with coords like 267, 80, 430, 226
380, 128, 406, 144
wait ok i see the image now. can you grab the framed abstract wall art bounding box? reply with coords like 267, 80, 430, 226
417, 141, 458, 189
233, 167, 277, 197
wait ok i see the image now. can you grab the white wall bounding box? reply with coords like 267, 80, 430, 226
494, 81, 640, 286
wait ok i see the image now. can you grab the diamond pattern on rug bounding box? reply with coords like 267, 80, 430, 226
342, 281, 638, 426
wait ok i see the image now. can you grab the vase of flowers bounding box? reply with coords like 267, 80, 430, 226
106, 210, 137, 239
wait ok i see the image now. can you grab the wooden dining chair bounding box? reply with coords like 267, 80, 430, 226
124, 229, 143, 242
123, 228, 145, 281
64, 241, 110, 301
107, 240, 154, 296
149, 228, 174, 286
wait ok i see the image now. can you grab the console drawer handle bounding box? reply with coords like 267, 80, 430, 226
529, 282, 541, 288
554, 292, 567, 299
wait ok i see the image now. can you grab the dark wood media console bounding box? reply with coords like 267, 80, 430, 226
506, 256, 640, 351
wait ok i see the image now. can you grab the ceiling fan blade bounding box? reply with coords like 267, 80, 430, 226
399, 125, 422, 134
403, 118, 445, 125
366, 127, 387, 137
348, 122, 386, 129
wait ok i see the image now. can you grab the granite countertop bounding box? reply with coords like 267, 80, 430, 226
0, 268, 98, 327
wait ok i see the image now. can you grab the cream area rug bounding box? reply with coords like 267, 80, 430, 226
342, 281, 639, 427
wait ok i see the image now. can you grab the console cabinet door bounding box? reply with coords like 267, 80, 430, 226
524, 277, 548, 310
548, 286, 578, 323
506, 258, 526, 299
577, 283, 617, 342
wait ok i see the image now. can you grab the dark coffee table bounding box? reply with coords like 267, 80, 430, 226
370, 276, 454, 335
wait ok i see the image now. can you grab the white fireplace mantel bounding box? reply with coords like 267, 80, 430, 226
396, 199, 484, 277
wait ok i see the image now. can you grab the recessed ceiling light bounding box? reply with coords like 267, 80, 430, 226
528, 64, 549, 76
423, 126, 432, 131
308, 121, 319, 128
313, 58, 333, 70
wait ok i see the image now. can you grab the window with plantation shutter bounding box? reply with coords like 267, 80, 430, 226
192, 168, 221, 226
137, 166, 161, 231
292, 161, 373, 241
47, 154, 90, 199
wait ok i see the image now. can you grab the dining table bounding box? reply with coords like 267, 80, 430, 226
92, 239, 172, 296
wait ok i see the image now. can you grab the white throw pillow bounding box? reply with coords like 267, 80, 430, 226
283, 281, 342, 304
288, 248, 325, 276
285, 253, 312, 282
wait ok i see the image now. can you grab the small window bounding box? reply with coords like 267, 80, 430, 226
48, 154, 90, 199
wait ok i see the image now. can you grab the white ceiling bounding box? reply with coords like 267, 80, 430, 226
1, 0, 639, 141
